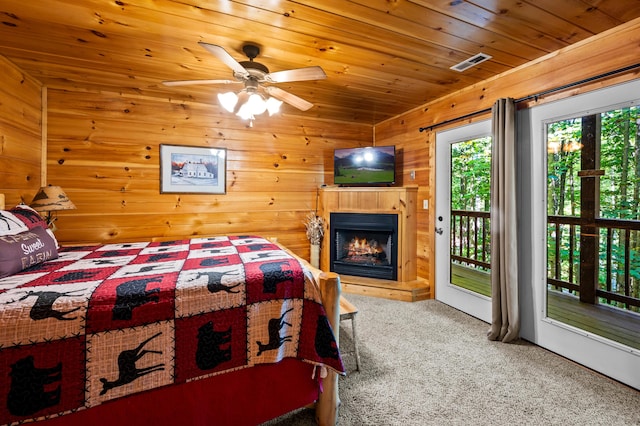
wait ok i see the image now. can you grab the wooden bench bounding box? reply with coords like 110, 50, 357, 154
339, 296, 361, 371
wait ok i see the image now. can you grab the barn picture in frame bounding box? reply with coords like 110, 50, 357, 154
160, 144, 227, 194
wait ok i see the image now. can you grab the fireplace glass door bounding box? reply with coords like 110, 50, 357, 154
330, 213, 398, 280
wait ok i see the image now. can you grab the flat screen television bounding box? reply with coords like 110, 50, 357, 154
333, 145, 396, 186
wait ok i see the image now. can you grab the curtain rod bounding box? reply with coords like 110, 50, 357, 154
418, 62, 640, 133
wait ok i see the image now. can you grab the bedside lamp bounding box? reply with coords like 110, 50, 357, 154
30, 185, 76, 231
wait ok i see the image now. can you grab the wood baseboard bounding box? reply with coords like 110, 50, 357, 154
339, 274, 431, 302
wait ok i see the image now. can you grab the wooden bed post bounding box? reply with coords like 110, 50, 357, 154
316, 271, 341, 426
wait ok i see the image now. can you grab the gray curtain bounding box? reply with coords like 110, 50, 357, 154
488, 98, 520, 342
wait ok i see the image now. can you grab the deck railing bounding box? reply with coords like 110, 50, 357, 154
450, 210, 490, 270
452, 210, 640, 312
547, 215, 640, 311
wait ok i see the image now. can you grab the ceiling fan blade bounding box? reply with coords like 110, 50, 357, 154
265, 66, 327, 83
198, 42, 249, 78
162, 79, 239, 86
265, 86, 314, 111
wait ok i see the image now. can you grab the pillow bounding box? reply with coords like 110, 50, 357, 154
0, 204, 49, 236
0, 227, 59, 278
0, 204, 60, 249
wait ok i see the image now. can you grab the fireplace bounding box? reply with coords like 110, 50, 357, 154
320, 187, 427, 301
329, 212, 398, 280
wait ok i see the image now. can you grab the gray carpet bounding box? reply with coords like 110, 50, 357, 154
264, 294, 640, 426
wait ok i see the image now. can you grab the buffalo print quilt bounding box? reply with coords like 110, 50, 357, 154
0, 235, 344, 424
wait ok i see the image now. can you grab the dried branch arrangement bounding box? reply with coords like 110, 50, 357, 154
303, 212, 325, 245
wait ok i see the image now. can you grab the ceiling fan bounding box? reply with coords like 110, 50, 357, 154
163, 42, 326, 114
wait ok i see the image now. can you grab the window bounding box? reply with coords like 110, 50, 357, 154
546, 105, 640, 349
450, 136, 492, 296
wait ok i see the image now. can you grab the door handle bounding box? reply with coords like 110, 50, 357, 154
435, 227, 444, 235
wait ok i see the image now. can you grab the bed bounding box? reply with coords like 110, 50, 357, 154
0, 193, 344, 426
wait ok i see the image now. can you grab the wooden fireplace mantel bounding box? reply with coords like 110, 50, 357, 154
318, 186, 429, 302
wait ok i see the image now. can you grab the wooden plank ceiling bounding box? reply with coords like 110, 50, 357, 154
1, 0, 639, 125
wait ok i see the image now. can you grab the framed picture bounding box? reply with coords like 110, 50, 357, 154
160, 144, 227, 194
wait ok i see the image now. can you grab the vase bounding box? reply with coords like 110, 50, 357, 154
310, 244, 320, 269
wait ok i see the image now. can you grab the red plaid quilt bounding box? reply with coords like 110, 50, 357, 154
0, 235, 344, 424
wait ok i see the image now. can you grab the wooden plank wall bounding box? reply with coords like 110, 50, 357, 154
46, 87, 372, 259
374, 18, 640, 294
0, 56, 43, 206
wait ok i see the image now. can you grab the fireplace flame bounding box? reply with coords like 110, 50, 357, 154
347, 237, 383, 257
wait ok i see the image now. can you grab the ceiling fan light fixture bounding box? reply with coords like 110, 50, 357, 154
235, 92, 275, 121
236, 102, 253, 120
246, 93, 267, 115
218, 91, 238, 112
266, 97, 283, 116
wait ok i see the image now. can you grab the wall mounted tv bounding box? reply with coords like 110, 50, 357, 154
333, 145, 396, 186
